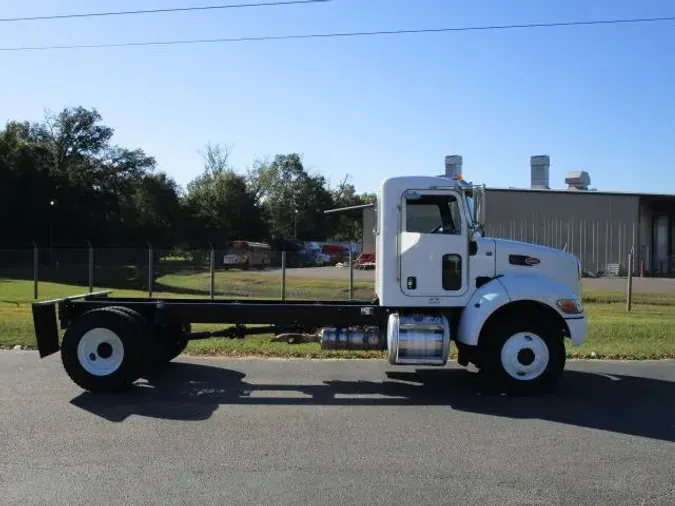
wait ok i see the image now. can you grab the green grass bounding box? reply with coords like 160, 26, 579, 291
583, 289, 675, 307
1, 273, 674, 360
157, 269, 375, 300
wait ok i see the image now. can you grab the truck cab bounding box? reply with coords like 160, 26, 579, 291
375, 175, 486, 307
375, 174, 583, 304
374, 172, 587, 394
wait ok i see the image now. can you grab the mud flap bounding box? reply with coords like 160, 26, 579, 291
31, 303, 60, 358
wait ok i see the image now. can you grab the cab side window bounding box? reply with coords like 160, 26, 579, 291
405, 194, 462, 235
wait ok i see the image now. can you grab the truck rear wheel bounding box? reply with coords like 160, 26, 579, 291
480, 318, 566, 396
60, 307, 152, 393
153, 323, 190, 366
110, 307, 189, 367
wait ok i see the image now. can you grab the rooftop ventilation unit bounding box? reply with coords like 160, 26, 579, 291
530, 155, 550, 189
443, 155, 463, 179
565, 170, 591, 191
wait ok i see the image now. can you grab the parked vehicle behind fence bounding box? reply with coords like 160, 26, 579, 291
222, 241, 271, 270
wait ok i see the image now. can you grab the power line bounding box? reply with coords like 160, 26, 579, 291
2, 15, 674, 52
0, 0, 331, 23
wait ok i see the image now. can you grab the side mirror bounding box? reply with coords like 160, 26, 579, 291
471, 224, 485, 238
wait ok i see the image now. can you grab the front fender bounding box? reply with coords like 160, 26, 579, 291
456, 273, 586, 347
500, 273, 587, 346
456, 278, 511, 347
498, 272, 581, 317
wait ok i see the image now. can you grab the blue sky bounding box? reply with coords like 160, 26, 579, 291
1, 0, 674, 194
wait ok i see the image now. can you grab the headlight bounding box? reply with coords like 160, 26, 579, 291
557, 298, 583, 315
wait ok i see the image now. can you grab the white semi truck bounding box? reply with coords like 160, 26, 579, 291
31, 170, 587, 396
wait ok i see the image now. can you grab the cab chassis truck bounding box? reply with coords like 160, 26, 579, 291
31, 172, 588, 396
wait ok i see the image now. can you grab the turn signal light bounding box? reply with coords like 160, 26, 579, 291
556, 298, 583, 315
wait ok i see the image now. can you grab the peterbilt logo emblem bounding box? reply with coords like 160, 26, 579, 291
509, 254, 541, 267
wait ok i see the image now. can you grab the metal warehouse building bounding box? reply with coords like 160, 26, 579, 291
472, 155, 675, 277
341, 155, 675, 277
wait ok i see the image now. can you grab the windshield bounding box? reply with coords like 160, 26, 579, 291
226, 245, 248, 254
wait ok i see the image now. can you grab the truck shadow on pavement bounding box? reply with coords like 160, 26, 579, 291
70, 361, 675, 442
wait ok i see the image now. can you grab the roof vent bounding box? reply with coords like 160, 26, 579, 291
530, 155, 550, 189
565, 170, 591, 191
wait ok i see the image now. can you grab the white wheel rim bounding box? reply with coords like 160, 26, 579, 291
76, 328, 125, 377
500, 332, 550, 381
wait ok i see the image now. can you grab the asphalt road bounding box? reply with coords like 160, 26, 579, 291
1, 352, 674, 505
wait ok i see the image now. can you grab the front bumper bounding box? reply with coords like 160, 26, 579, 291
565, 315, 588, 346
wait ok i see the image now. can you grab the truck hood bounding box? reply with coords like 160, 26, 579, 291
491, 238, 581, 297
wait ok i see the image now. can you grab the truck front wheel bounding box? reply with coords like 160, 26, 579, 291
479, 319, 566, 396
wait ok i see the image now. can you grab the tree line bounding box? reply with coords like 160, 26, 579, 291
0, 106, 374, 249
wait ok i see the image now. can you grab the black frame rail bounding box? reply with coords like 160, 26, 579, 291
31, 291, 386, 359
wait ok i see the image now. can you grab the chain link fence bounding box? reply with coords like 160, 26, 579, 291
0, 245, 372, 301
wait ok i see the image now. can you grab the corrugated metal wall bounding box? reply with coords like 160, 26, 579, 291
483, 189, 640, 275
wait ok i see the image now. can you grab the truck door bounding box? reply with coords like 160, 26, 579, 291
398, 189, 469, 298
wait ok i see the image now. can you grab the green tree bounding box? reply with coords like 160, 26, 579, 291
120, 172, 184, 247
43, 107, 159, 245
0, 107, 169, 247
327, 175, 376, 241
184, 143, 267, 246
247, 153, 334, 240
0, 121, 55, 246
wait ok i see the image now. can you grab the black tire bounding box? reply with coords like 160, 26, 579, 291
479, 317, 566, 396
60, 307, 153, 393
111, 306, 158, 372
112, 306, 152, 335
113, 306, 188, 368
153, 322, 190, 366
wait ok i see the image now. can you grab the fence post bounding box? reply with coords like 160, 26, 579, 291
33, 241, 39, 300
348, 244, 354, 300
209, 242, 215, 300
626, 250, 633, 312
87, 240, 94, 293
147, 241, 153, 298
280, 251, 287, 301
